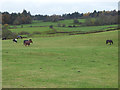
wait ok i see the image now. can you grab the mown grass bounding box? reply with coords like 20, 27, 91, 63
2, 30, 118, 88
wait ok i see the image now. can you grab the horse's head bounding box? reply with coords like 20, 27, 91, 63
106, 40, 109, 44
29, 39, 33, 43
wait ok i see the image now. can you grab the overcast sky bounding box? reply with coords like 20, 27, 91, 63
0, 0, 119, 15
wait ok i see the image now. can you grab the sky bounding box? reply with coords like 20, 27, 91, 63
0, 0, 119, 15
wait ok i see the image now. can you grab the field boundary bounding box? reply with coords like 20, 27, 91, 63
55, 28, 119, 35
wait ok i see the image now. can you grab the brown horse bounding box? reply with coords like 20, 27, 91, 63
24, 39, 33, 46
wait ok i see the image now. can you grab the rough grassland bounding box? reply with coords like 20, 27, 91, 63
2, 30, 118, 88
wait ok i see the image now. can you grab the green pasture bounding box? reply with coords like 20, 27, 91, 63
9, 20, 58, 28
8, 19, 118, 38
10, 27, 51, 34
55, 24, 117, 32
58, 19, 85, 25
9, 23, 117, 34
9, 19, 85, 28
2, 30, 118, 88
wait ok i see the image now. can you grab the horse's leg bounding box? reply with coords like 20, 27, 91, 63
112, 41, 113, 44
110, 42, 111, 45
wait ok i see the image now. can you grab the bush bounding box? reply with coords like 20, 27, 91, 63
49, 25, 53, 29
0, 24, 2, 28
62, 24, 66, 27
85, 15, 118, 26
18, 31, 30, 35
21, 25, 23, 28
73, 25, 76, 27
2, 28, 17, 39
73, 19, 79, 24
32, 31, 41, 34
57, 23, 61, 27
3, 24, 9, 29
85, 18, 96, 26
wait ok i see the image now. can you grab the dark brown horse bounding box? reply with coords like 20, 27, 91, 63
106, 40, 113, 45
24, 39, 33, 46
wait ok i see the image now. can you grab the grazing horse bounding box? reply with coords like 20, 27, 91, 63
13, 39, 17, 43
106, 40, 113, 45
17, 35, 23, 39
24, 39, 33, 46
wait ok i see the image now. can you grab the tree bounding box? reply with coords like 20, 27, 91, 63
62, 24, 66, 27
2, 10, 32, 25
73, 19, 79, 24
2, 28, 17, 39
13, 16, 21, 25
2, 12, 11, 24
49, 25, 53, 29
22, 9, 28, 16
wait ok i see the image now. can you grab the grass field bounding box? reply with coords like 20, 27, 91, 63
9, 22, 117, 39
9, 19, 86, 28
55, 25, 117, 32
8, 19, 118, 40
2, 30, 118, 88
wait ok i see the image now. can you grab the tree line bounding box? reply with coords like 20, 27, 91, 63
2, 10, 32, 25
33, 10, 118, 26
84, 10, 118, 26
1, 9, 118, 26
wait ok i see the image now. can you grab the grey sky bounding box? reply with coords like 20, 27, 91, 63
0, 0, 119, 15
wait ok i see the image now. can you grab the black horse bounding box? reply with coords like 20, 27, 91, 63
17, 35, 23, 39
106, 40, 113, 45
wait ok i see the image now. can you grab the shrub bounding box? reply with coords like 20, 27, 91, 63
85, 15, 118, 26
73, 25, 76, 27
49, 25, 53, 29
85, 18, 96, 26
68, 26, 72, 28
57, 23, 61, 27
21, 25, 23, 28
3, 24, 9, 29
2, 28, 17, 39
0, 24, 2, 28
73, 19, 79, 24
32, 31, 41, 34
62, 24, 66, 27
